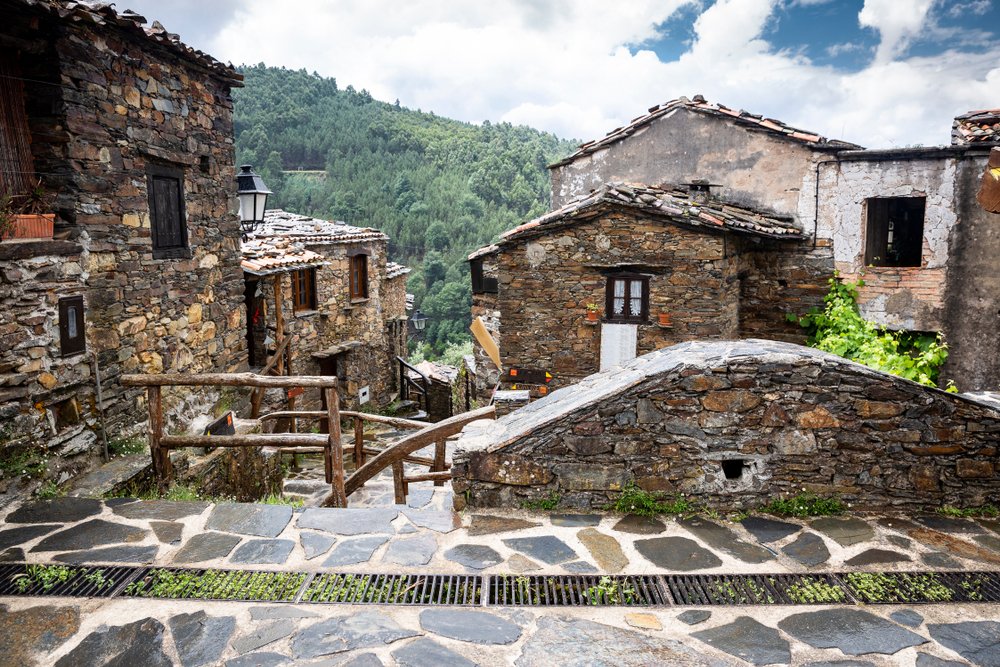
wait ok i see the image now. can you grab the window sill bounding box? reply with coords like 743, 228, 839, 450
294, 309, 320, 318
350, 297, 370, 305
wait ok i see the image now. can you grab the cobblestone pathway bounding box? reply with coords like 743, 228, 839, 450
0, 494, 998, 666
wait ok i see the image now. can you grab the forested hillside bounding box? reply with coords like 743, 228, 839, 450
232, 65, 577, 354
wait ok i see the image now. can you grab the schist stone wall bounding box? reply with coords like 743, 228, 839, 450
1, 5, 245, 475
452, 340, 1000, 512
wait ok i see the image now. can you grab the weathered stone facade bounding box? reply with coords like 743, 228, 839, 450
453, 340, 1000, 512
1, 2, 246, 486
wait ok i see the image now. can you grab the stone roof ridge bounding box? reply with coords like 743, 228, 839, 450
497, 181, 804, 243
255, 209, 388, 244
21, 0, 243, 84
386, 262, 411, 279
550, 95, 862, 168
952, 107, 1000, 146
468, 244, 501, 261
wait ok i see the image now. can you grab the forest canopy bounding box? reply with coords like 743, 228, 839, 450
233, 65, 577, 354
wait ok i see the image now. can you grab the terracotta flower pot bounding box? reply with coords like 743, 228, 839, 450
658, 313, 672, 327
3, 213, 55, 240
586, 310, 599, 321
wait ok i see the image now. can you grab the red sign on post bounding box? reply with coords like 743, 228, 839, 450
287, 386, 304, 399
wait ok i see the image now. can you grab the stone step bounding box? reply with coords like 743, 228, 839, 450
65, 455, 150, 497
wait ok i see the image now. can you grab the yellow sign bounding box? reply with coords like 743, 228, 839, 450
470, 316, 501, 369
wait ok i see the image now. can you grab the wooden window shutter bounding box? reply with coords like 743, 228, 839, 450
58, 295, 86, 357
147, 164, 189, 259
350, 254, 368, 299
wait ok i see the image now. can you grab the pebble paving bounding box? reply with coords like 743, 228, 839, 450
0, 493, 998, 665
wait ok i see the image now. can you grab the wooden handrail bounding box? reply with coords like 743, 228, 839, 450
122, 372, 338, 389
259, 409, 427, 430
333, 405, 495, 505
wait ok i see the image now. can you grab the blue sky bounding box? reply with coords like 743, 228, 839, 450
123, 0, 1000, 148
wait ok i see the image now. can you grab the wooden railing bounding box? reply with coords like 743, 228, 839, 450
121, 373, 346, 506
397, 356, 429, 414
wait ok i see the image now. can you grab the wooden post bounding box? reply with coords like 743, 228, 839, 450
354, 416, 365, 468
273, 275, 285, 376
324, 385, 346, 507
147, 386, 171, 491
392, 460, 406, 504
432, 437, 447, 486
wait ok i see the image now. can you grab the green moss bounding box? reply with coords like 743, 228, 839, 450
604, 482, 693, 517
522, 490, 561, 511
761, 493, 845, 518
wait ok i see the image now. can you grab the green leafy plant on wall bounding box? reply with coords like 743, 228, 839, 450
788, 273, 953, 390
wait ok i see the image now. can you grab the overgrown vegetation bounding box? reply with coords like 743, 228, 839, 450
604, 482, 694, 517
844, 572, 953, 603
522, 490, 561, 511
233, 65, 577, 356
34, 480, 64, 499
108, 436, 147, 458
784, 577, 848, 604
761, 492, 845, 518
936, 504, 999, 518
788, 273, 953, 389
0, 447, 48, 481
584, 576, 636, 605
125, 568, 305, 601
11, 565, 115, 594
105, 482, 301, 506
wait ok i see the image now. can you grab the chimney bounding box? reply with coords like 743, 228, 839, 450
682, 179, 719, 205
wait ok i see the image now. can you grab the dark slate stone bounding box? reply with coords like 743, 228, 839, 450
468, 515, 541, 536
634, 536, 722, 571
921, 552, 961, 569
419, 608, 521, 645
679, 517, 774, 564
53, 545, 158, 564
886, 535, 912, 549
809, 517, 874, 547
392, 638, 475, 667
291, 611, 418, 659
973, 533, 1000, 553
502, 536, 577, 565
781, 532, 830, 567
0, 604, 80, 667
232, 620, 296, 654
111, 500, 209, 521
321, 536, 390, 567
150, 521, 183, 544
54, 617, 171, 667
169, 611, 237, 667
226, 652, 290, 667
677, 610, 711, 625
297, 508, 398, 536
740, 516, 800, 543
844, 548, 911, 566
778, 609, 927, 656
382, 533, 437, 566
172, 532, 241, 563
926, 621, 1000, 667
802, 662, 875, 667
981, 519, 1000, 535
877, 517, 922, 533
514, 616, 731, 666
550, 513, 601, 527
563, 560, 599, 573
301, 531, 336, 560
692, 616, 790, 666
104, 497, 136, 507
249, 606, 318, 620
612, 515, 666, 535
402, 510, 460, 533
915, 653, 969, 667
31, 519, 148, 552
230, 539, 295, 565
0, 547, 25, 562
0, 524, 60, 550
205, 503, 293, 538
6, 497, 102, 524
890, 609, 924, 628
915, 515, 984, 534
445, 544, 503, 570
341, 654, 384, 667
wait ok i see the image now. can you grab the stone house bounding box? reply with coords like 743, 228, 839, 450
241, 210, 409, 413
0, 1, 246, 486
471, 96, 1000, 396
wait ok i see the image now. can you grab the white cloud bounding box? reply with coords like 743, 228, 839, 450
125, 0, 1000, 149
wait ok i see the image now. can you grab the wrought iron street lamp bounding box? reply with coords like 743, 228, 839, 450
236, 164, 271, 240
411, 309, 428, 331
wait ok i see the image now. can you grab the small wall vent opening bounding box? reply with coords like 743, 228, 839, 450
722, 459, 744, 480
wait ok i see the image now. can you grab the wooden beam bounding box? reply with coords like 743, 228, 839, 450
392, 461, 406, 504
160, 433, 328, 448
147, 386, 171, 490
122, 373, 338, 389
326, 386, 346, 507
273, 274, 285, 377
403, 471, 452, 484
433, 438, 447, 486
354, 416, 365, 468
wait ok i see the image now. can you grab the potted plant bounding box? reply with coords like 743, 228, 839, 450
2, 179, 55, 241
586, 303, 600, 322
658, 312, 672, 327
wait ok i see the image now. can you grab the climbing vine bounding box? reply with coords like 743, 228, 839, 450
788, 273, 953, 390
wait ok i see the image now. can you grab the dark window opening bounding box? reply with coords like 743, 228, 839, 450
53, 397, 82, 429
864, 197, 925, 267
0, 52, 36, 200
350, 253, 369, 299
291, 269, 317, 312
721, 459, 744, 480
147, 164, 189, 259
199, 155, 211, 173
605, 273, 649, 323
58, 295, 85, 357
470, 258, 498, 294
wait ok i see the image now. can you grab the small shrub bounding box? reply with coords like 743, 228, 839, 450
35, 481, 64, 499
108, 436, 147, 458
605, 482, 693, 517
0, 447, 48, 480
936, 504, 999, 518
761, 493, 845, 518
584, 576, 636, 605
522, 490, 560, 511
258, 493, 304, 508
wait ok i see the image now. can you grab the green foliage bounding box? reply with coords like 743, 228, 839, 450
108, 435, 147, 458
125, 568, 305, 601
0, 447, 48, 480
761, 492, 845, 517
788, 273, 952, 389
936, 504, 999, 518
605, 482, 694, 517
845, 572, 952, 603
522, 490, 561, 511
584, 576, 636, 605
35, 480, 64, 499
233, 65, 577, 355
784, 577, 847, 604
258, 493, 304, 508
13, 564, 76, 593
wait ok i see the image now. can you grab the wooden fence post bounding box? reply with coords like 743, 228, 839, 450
354, 416, 365, 468
146, 386, 171, 491
433, 438, 447, 486
392, 460, 406, 504
325, 385, 346, 507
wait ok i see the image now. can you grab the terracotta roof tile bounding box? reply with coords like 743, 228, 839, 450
551, 95, 861, 168
953, 108, 1000, 146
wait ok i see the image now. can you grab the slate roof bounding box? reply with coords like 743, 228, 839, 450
253, 210, 388, 245
14, 0, 242, 84
386, 262, 411, 279
952, 109, 1000, 146
240, 236, 328, 276
467, 244, 500, 261
496, 182, 805, 244
550, 95, 861, 168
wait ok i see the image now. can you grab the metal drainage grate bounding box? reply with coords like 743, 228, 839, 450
668, 574, 850, 606
0, 563, 143, 598
841, 571, 1000, 605
301, 573, 482, 605
120, 567, 307, 602
489, 575, 668, 607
